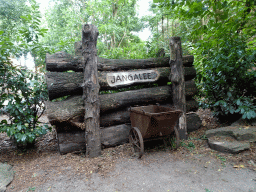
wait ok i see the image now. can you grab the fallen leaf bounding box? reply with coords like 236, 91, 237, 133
233, 165, 245, 168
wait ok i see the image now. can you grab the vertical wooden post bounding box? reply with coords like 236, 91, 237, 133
82, 24, 101, 157
169, 37, 187, 140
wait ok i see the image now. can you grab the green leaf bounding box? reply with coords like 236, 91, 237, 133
20, 134, 27, 142
17, 124, 22, 131
1, 120, 7, 124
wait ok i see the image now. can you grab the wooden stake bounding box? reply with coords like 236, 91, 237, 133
169, 37, 187, 140
82, 24, 101, 157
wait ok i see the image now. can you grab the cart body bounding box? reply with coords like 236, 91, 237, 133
130, 105, 182, 140
129, 105, 182, 158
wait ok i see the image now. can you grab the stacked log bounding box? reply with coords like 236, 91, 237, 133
45, 46, 201, 154
46, 51, 194, 72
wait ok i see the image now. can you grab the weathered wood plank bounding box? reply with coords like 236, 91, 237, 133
46, 51, 194, 72
169, 37, 187, 140
82, 24, 101, 158
46, 67, 196, 100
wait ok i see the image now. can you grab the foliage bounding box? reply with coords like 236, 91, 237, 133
199, 37, 256, 120
99, 41, 148, 59
0, 62, 50, 145
42, 0, 147, 59
153, 0, 256, 120
0, 0, 51, 70
0, 0, 51, 146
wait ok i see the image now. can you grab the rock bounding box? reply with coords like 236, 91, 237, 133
205, 126, 256, 142
208, 138, 250, 154
206, 125, 256, 153
231, 118, 256, 127
0, 163, 14, 192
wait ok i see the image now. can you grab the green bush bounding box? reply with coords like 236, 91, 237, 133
0, 64, 51, 145
197, 37, 256, 121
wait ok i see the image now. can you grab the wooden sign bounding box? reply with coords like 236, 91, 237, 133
107, 70, 159, 87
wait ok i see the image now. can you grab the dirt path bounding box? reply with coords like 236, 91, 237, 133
1, 112, 256, 192
36, 152, 256, 192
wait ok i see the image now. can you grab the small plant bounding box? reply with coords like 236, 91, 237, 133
26, 186, 36, 192
216, 154, 226, 166
180, 141, 195, 151
188, 141, 195, 148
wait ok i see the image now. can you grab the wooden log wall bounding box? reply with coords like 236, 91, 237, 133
45, 41, 201, 154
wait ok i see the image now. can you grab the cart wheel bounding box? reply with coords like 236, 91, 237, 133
173, 126, 180, 149
129, 127, 144, 158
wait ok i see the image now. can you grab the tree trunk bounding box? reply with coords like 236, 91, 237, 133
46, 67, 196, 100
82, 24, 101, 158
169, 37, 187, 140
46, 51, 194, 72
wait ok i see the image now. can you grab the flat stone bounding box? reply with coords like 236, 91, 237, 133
208, 138, 250, 154
0, 163, 14, 192
231, 118, 256, 127
205, 126, 256, 142
205, 125, 256, 154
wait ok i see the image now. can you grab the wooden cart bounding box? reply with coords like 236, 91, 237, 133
129, 105, 182, 158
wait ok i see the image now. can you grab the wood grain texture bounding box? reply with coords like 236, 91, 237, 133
169, 37, 187, 140
46, 51, 194, 72
82, 24, 101, 157
46, 67, 196, 100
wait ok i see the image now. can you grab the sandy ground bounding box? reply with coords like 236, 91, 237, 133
0, 111, 256, 192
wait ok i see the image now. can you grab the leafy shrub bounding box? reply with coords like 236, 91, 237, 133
197, 37, 256, 121
0, 64, 51, 146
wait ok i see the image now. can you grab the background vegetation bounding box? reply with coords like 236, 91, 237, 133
0, 0, 255, 145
